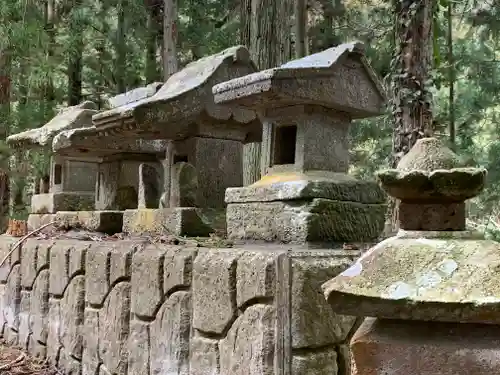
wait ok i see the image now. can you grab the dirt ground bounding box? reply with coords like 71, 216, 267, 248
0, 342, 57, 375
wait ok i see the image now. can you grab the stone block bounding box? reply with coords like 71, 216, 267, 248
31, 192, 94, 214
291, 253, 357, 349
190, 337, 221, 375
226, 199, 386, 243
127, 320, 150, 375
193, 250, 239, 334
150, 291, 191, 375
0, 236, 21, 283
49, 241, 89, 297
351, 318, 500, 375
55, 210, 123, 234
219, 304, 275, 375
123, 207, 216, 236
292, 349, 338, 375
27, 213, 56, 231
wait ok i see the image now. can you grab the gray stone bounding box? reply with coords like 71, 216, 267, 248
46, 298, 61, 366
107, 82, 162, 108
18, 290, 31, 350
190, 337, 221, 375
82, 308, 99, 375
29, 269, 50, 348
27, 213, 56, 232
138, 163, 161, 208
55, 210, 124, 234
163, 248, 197, 295
292, 349, 338, 375
60, 275, 85, 359
127, 320, 150, 375
226, 199, 386, 243
122, 207, 215, 237
236, 251, 277, 308
193, 250, 239, 334
31, 192, 94, 214
150, 291, 191, 375
170, 162, 198, 208
219, 304, 275, 375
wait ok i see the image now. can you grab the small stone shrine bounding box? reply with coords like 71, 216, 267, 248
52, 83, 168, 233
213, 42, 387, 244
66, 46, 260, 236
6, 101, 99, 230
322, 137, 499, 374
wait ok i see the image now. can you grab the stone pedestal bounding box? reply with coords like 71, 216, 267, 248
122, 207, 224, 236
31, 192, 94, 214
323, 138, 493, 375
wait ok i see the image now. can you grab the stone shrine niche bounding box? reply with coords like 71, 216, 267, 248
57, 46, 260, 237
6, 101, 99, 231
213, 42, 387, 244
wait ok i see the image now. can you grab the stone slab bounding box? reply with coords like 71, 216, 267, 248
27, 214, 56, 232
55, 211, 123, 234
31, 192, 94, 214
225, 173, 386, 204
351, 318, 500, 375
122, 208, 217, 236
227, 199, 386, 243
323, 236, 500, 323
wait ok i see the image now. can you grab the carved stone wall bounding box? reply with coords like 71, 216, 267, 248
0, 237, 358, 375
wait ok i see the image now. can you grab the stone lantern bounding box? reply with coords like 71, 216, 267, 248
213, 42, 388, 244
322, 137, 500, 374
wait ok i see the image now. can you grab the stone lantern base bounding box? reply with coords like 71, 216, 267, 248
225, 172, 387, 244
352, 318, 500, 374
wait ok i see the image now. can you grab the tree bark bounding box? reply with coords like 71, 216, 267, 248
115, 0, 127, 93
163, 0, 178, 79
0, 50, 10, 230
389, 0, 434, 233
67, 1, 83, 104
294, 0, 307, 58
240, 0, 293, 185
145, 0, 163, 82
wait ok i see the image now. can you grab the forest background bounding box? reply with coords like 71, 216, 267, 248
0, 0, 498, 238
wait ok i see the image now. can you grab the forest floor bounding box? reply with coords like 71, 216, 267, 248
0, 341, 57, 375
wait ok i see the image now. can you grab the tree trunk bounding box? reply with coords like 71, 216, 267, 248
67, 3, 83, 105
115, 0, 127, 93
389, 0, 434, 233
163, 0, 178, 79
145, 0, 162, 82
241, 0, 293, 185
294, 0, 307, 58
0, 50, 10, 231
447, 1, 455, 151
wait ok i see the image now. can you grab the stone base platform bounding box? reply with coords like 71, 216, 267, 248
27, 213, 56, 232
0, 235, 361, 375
123, 207, 225, 236
352, 318, 500, 374
31, 192, 94, 214
55, 210, 123, 234
225, 172, 387, 243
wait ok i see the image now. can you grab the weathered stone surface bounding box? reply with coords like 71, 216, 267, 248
225, 172, 385, 204
164, 248, 197, 295
190, 337, 220, 375
291, 254, 357, 349
236, 251, 277, 308
99, 282, 131, 375
227, 199, 386, 243
31, 192, 94, 214
46, 298, 61, 366
351, 318, 500, 375
50, 241, 89, 297
150, 291, 191, 375
29, 269, 50, 348
0, 236, 22, 283
127, 320, 150, 375
138, 163, 161, 208
130, 246, 165, 318
107, 82, 162, 108
213, 43, 385, 118
193, 250, 239, 334
292, 349, 338, 375
18, 290, 31, 350
60, 275, 85, 359
21, 240, 52, 289
6, 101, 97, 148
27, 213, 56, 232
123, 207, 214, 236
59, 349, 82, 375
3, 264, 21, 344
55, 210, 123, 234
170, 161, 198, 208
219, 304, 275, 375
82, 308, 99, 375
323, 236, 500, 323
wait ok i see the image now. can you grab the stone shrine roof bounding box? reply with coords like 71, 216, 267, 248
86, 46, 258, 142
322, 138, 500, 324
213, 42, 387, 119
7, 101, 98, 149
